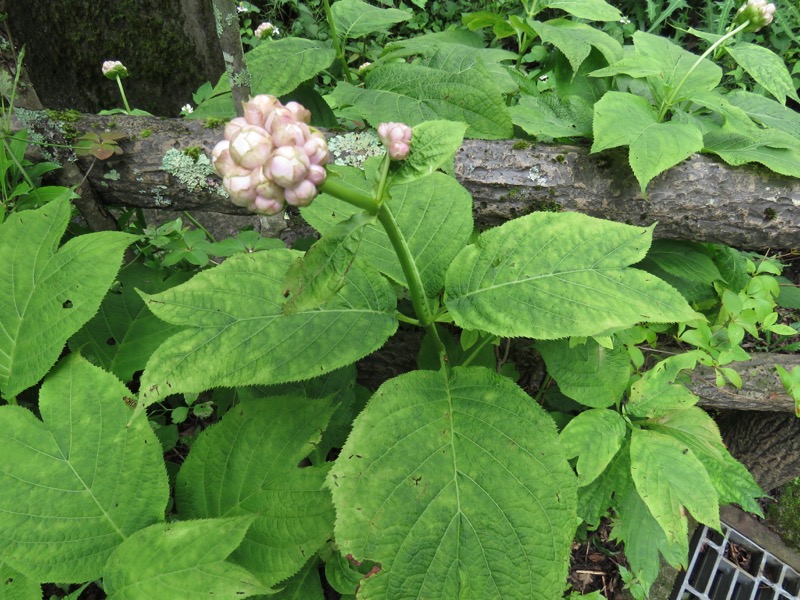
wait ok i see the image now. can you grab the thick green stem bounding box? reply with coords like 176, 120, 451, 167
320, 177, 379, 213
657, 20, 749, 121
115, 75, 132, 114
376, 203, 447, 359
321, 0, 353, 84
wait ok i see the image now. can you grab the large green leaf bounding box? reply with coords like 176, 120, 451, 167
0, 198, 135, 398
638, 240, 721, 285
533, 19, 622, 73
331, 0, 409, 40
328, 367, 577, 599
536, 338, 629, 408
138, 249, 397, 405
630, 429, 719, 546
577, 446, 630, 527
0, 562, 40, 600
648, 407, 764, 515
545, 0, 622, 21
176, 395, 336, 586
510, 94, 594, 139
68, 265, 189, 382
331, 62, 512, 139
725, 42, 799, 105
627, 352, 701, 418
303, 170, 473, 297
702, 122, 800, 178
726, 89, 800, 138
592, 92, 704, 194
388, 120, 468, 186
0, 356, 168, 582
560, 408, 627, 486
272, 558, 324, 600
103, 517, 272, 599
444, 212, 699, 339
191, 38, 335, 119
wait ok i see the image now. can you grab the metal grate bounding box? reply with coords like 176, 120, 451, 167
672, 523, 800, 599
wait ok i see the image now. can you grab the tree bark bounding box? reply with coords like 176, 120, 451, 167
15, 112, 800, 250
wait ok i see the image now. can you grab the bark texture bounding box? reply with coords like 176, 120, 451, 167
20, 113, 798, 250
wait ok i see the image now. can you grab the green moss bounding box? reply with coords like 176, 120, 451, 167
140, 128, 153, 139
512, 140, 531, 150
767, 477, 800, 550
764, 207, 777, 221
182, 146, 203, 161
554, 154, 566, 163
203, 117, 227, 129
45, 109, 82, 123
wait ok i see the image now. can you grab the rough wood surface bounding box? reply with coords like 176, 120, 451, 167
20, 113, 800, 250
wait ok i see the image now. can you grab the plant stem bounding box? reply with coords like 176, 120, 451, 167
320, 177, 379, 214
657, 20, 750, 121
182, 211, 217, 243
115, 75, 132, 114
321, 0, 353, 84
376, 203, 447, 359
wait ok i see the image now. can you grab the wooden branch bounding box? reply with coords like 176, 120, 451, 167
17, 113, 799, 250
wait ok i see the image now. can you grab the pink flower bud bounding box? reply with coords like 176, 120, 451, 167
377, 122, 412, 160
102, 60, 128, 79
229, 125, 273, 170
211, 140, 250, 178
285, 179, 319, 207
307, 164, 327, 186
734, 0, 777, 31
285, 101, 311, 124
224, 117, 249, 141
265, 106, 296, 133
224, 174, 257, 207
252, 195, 285, 215
303, 132, 329, 166
272, 120, 310, 148
254, 22, 276, 40
242, 95, 280, 126
269, 146, 310, 187
389, 141, 411, 161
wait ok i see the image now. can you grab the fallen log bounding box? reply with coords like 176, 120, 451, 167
16, 112, 800, 250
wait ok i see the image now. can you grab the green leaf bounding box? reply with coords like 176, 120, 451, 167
591, 92, 704, 194
331, 0, 410, 40
627, 353, 700, 418
421, 45, 519, 95
725, 42, 799, 105
537, 338, 629, 407
104, 517, 272, 599
176, 395, 336, 586
560, 409, 627, 486
331, 62, 512, 139
283, 212, 375, 314
638, 240, 722, 285
577, 446, 630, 527
191, 39, 335, 119
0, 356, 168, 582
702, 122, 800, 178
388, 120, 468, 185
612, 481, 688, 592
630, 428, 719, 546
303, 171, 473, 297
272, 558, 324, 600
444, 212, 699, 339
68, 265, 190, 382
328, 367, 577, 599
533, 19, 622, 73
138, 249, 397, 405
510, 94, 594, 139
545, 0, 622, 21
0, 198, 136, 398
726, 90, 800, 139
0, 562, 40, 600
648, 407, 764, 515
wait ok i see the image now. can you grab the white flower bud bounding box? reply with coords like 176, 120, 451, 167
285, 179, 318, 207
102, 60, 128, 80
269, 146, 310, 187
229, 125, 273, 170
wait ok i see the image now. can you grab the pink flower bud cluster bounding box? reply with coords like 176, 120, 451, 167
211, 95, 329, 215
733, 0, 776, 32
377, 122, 412, 161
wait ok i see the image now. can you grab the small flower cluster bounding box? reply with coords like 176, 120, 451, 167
212, 95, 329, 215
377, 122, 412, 161
255, 21, 279, 39
102, 60, 128, 80
733, 0, 776, 32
